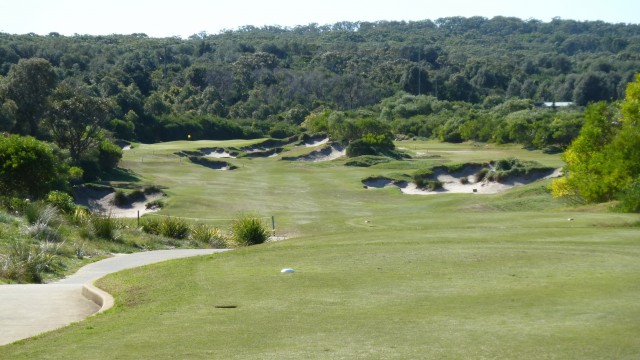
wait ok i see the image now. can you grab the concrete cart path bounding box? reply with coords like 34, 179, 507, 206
0, 249, 227, 346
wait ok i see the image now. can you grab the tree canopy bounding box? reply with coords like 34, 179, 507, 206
552, 74, 640, 211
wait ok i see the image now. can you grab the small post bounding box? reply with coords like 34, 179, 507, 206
137, 210, 140, 226
271, 216, 276, 236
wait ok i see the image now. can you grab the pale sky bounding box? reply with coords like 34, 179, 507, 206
1, 0, 638, 38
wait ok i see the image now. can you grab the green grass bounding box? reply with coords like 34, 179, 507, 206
1, 139, 639, 359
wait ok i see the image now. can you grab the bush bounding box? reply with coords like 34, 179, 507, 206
231, 215, 269, 246
0, 196, 29, 213
45, 190, 76, 213
0, 135, 70, 199
159, 217, 190, 239
615, 178, 640, 213
98, 140, 123, 172
346, 139, 375, 157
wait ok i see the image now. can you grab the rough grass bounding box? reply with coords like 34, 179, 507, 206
1, 139, 638, 359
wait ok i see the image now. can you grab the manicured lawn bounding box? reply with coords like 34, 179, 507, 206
2, 140, 639, 359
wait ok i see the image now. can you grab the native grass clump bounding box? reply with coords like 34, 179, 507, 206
230, 215, 270, 246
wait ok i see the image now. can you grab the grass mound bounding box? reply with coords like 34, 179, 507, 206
344, 155, 391, 167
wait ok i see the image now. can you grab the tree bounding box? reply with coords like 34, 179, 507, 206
5, 58, 57, 136
0, 135, 69, 199
46, 84, 113, 161
0, 78, 18, 131
552, 74, 640, 208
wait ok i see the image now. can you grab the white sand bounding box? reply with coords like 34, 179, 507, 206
365, 167, 563, 196
303, 137, 329, 147
203, 149, 235, 158
75, 189, 164, 218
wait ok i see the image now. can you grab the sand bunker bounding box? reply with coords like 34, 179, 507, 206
363, 166, 562, 195
188, 157, 236, 170
284, 143, 346, 162
202, 148, 236, 158
243, 148, 283, 158
74, 186, 164, 218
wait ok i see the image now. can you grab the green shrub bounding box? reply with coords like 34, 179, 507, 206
45, 190, 76, 213
0, 135, 70, 199
159, 217, 190, 239
98, 140, 123, 173
231, 215, 269, 246
615, 178, 640, 213
0, 196, 29, 213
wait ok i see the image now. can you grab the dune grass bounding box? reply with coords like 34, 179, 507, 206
1, 140, 639, 359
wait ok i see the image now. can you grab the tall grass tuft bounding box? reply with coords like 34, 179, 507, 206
231, 215, 269, 246
191, 224, 227, 248
91, 214, 120, 241
24, 203, 60, 226
0, 239, 64, 283
23, 221, 62, 242
140, 217, 162, 235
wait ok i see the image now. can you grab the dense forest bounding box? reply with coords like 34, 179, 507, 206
1, 16, 640, 203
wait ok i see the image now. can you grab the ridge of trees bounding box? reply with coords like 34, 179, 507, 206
1, 17, 640, 202
0, 17, 638, 142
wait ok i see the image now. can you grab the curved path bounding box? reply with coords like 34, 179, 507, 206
0, 249, 227, 346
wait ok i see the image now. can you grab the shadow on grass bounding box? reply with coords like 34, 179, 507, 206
102, 168, 141, 183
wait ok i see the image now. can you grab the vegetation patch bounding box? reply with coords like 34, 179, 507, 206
362, 176, 399, 188
187, 156, 237, 170
345, 155, 392, 167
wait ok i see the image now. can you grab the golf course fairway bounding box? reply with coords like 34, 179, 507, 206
1, 140, 638, 359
